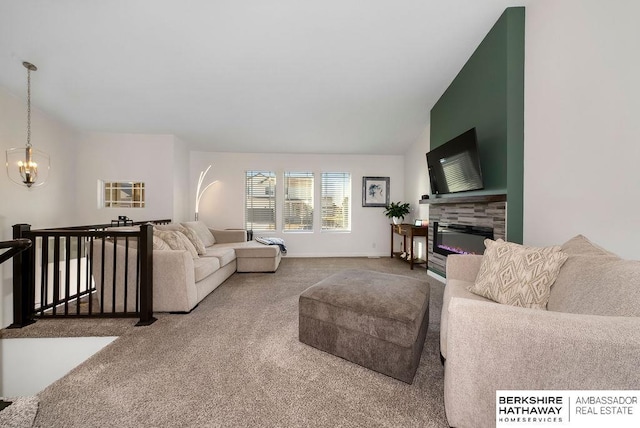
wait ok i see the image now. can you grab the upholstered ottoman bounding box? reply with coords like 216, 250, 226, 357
299, 269, 430, 383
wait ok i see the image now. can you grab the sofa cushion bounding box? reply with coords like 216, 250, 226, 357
468, 239, 568, 309
548, 235, 640, 317
193, 257, 221, 282
202, 246, 236, 267
560, 234, 616, 256
181, 221, 216, 247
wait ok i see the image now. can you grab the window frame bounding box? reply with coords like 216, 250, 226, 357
100, 180, 146, 208
283, 171, 314, 233
245, 170, 277, 231
321, 172, 351, 232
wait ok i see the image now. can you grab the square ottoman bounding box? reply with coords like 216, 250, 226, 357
299, 269, 430, 384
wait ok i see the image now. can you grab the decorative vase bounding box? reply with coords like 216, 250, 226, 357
392, 217, 401, 225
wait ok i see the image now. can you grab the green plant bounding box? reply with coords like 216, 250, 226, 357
384, 201, 411, 219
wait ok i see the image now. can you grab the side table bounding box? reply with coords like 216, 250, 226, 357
390, 223, 428, 270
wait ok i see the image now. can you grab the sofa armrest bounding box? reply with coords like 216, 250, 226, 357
152, 250, 198, 312
210, 229, 247, 244
445, 254, 483, 282
444, 297, 640, 428
439, 279, 492, 359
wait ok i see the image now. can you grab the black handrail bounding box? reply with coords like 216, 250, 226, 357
0, 239, 32, 265
9, 220, 167, 328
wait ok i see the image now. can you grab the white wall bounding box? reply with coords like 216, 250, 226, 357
404, 124, 430, 222
403, 125, 431, 260
523, 0, 640, 258
172, 137, 190, 223
402, 0, 640, 259
2, 336, 115, 396
75, 132, 179, 225
190, 151, 404, 257
0, 86, 79, 328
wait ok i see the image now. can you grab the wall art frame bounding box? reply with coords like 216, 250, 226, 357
362, 176, 390, 207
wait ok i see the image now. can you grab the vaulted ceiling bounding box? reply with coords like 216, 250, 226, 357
0, 0, 529, 155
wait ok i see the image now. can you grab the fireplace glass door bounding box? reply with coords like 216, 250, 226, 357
433, 222, 493, 256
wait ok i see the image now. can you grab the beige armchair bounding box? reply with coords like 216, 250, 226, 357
441, 236, 640, 428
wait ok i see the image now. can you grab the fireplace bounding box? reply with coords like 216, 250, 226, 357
426, 195, 505, 275
433, 222, 493, 256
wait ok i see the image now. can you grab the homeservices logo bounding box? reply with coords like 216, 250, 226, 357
496, 390, 640, 427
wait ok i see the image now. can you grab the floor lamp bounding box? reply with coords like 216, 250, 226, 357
195, 165, 219, 220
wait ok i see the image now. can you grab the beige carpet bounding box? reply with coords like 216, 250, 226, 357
30, 257, 447, 427
0, 397, 38, 428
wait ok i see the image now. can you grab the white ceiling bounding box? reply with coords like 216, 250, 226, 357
0, 0, 529, 155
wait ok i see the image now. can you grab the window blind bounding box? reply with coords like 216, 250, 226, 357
284, 172, 314, 231
245, 171, 276, 231
321, 172, 351, 231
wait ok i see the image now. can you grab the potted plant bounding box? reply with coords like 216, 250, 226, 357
384, 201, 411, 225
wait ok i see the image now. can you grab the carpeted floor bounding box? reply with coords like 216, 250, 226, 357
24, 257, 447, 427
0, 397, 39, 428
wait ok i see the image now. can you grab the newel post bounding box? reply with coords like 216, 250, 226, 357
136, 223, 156, 326
9, 224, 36, 328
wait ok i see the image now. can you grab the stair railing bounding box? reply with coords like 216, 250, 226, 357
9, 220, 170, 328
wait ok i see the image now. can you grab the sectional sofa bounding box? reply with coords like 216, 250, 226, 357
92, 221, 282, 313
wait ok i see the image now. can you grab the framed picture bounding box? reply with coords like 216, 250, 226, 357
362, 176, 390, 207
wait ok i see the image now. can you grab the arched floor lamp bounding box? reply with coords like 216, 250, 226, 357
195, 165, 219, 220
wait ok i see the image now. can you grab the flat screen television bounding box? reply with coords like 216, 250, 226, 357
426, 128, 484, 195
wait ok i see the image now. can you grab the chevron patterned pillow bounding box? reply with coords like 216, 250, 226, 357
468, 239, 568, 309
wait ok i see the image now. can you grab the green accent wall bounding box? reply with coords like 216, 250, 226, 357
430, 7, 525, 243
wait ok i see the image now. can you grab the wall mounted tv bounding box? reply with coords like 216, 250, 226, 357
426, 128, 484, 195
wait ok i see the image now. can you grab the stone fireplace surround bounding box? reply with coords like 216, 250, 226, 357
423, 194, 506, 276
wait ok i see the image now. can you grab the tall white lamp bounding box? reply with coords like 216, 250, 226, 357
195, 165, 219, 220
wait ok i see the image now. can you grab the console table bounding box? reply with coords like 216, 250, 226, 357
390, 224, 428, 270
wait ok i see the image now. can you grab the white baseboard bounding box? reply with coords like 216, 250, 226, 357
284, 252, 391, 258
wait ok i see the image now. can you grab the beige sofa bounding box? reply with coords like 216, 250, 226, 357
92, 221, 282, 313
440, 235, 640, 428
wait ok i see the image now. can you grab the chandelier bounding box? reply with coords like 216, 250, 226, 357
5, 61, 50, 188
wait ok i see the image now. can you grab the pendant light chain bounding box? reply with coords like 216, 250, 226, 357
26, 65, 32, 148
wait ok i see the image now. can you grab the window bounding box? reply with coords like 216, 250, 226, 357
321, 172, 351, 231
245, 171, 276, 231
101, 181, 145, 208
284, 172, 313, 231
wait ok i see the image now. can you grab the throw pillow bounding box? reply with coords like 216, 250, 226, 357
152, 235, 171, 251
175, 231, 200, 259
467, 239, 568, 309
177, 225, 206, 255
154, 223, 205, 253
154, 223, 182, 232
181, 221, 216, 247
153, 230, 199, 259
